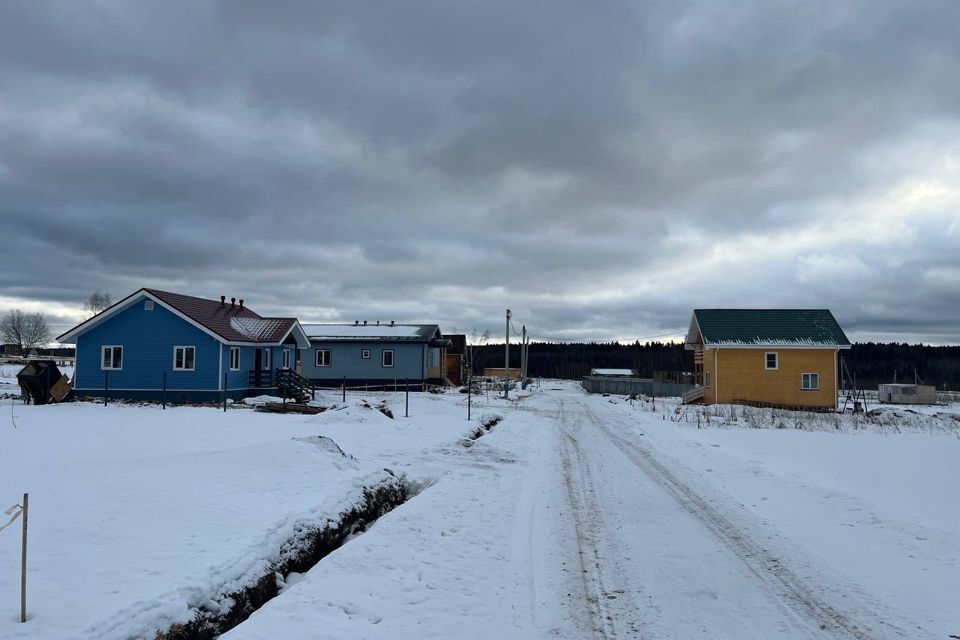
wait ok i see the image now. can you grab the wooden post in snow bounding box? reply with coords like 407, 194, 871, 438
20, 492, 27, 623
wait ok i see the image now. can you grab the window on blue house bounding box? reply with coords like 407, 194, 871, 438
174, 346, 196, 371
316, 350, 331, 367
230, 347, 240, 371
282, 349, 291, 369
263, 348, 271, 370
101, 346, 123, 370
382, 349, 394, 368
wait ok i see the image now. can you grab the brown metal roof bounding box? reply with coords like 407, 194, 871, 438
143, 289, 298, 343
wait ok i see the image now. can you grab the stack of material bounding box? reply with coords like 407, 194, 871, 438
255, 403, 327, 415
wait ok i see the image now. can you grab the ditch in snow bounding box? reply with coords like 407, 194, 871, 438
156, 476, 410, 640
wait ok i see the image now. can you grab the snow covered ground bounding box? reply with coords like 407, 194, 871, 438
1, 382, 957, 639
0, 391, 471, 639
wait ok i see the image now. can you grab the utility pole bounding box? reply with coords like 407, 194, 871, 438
521, 325, 527, 390
504, 309, 511, 399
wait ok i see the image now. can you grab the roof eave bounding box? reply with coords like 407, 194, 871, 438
56, 288, 150, 343
705, 342, 851, 349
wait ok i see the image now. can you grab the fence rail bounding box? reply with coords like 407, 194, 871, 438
582, 376, 694, 397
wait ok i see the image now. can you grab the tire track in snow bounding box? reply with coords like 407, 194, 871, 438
578, 400, 882, 640
556, 397, 647, 640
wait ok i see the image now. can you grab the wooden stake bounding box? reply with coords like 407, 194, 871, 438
20, 492, 28, 623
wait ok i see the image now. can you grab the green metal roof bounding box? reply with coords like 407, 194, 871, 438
690, 309, 851, 347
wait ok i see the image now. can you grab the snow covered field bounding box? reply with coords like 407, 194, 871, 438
1, 382, 957, 639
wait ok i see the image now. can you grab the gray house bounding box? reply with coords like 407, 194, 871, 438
300, 322, 452, 389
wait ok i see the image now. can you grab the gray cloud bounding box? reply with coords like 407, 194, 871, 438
1, 0, 959, 343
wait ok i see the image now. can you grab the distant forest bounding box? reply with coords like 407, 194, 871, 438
469, 342, 960, 391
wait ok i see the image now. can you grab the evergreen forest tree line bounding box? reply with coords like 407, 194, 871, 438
468, 341, 960, 391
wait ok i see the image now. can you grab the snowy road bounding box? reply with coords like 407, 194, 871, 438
228, 385, 955, 639
546, 395, 879, 639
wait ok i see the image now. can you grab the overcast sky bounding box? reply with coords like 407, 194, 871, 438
1, 1, 959, 344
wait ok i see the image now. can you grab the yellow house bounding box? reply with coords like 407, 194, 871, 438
684, 309, 851, 410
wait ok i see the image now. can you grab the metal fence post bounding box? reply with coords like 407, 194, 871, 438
467, 375, 472, 421
223, 373, 228, 412
405, 378, 409, 417
162, 371, 166, 410
104, 370, 108, 407
342, 377, 346, 403
20, 492, 28, 623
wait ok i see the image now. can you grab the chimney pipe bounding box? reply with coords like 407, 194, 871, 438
363, 320, 367, 326
239, 299, 244, 309
231, 297, 236, 308
354, 320, 358, 326
376, 320, 380, 326
220, 295, 225, 307
390, 320, 395, 326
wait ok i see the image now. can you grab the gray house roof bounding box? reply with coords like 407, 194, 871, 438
687, 309, 851, 348
303, 323, 449, 346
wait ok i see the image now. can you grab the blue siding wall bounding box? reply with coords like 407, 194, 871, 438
220, 345, 297, 391
75, 296, 221, 392
222, 345, 256, 391
300, 341, 425, 382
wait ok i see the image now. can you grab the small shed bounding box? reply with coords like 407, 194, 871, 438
878, 383, 936, 405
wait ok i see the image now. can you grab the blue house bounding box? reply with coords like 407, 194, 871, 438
300, 322, 451, 389
57, 289, 310, 402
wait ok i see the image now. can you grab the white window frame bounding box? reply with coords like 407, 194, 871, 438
282, 349, 292, 369
382, 349, 394, 368
705, 371, 712, 388
101, 345, 123, 370
316, 349, 332, 367
229, 347, 241, 371
801, 372, 820, 390
764, 352, 779, 370
361, 348, 371, 359
173, 346, 196, 371
263, 348, 271, 370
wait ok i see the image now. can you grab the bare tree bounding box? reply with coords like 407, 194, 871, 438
83, 290, 113, 318
464, 328, 490, 382
1, 310, 50, 357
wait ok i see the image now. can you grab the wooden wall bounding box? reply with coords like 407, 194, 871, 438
703, 347, 838, 409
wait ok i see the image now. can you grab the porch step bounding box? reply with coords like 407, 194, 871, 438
682, 386, 705, 404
